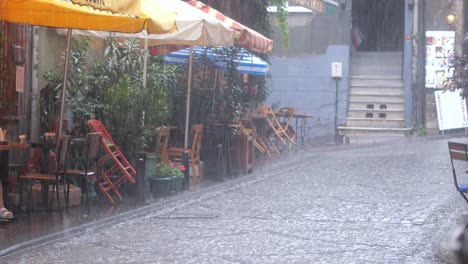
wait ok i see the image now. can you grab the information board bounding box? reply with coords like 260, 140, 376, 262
425, 31, 455, 89
435, 90, 468, 130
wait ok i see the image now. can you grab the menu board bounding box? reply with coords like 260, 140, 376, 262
425, 31, 455, 89
435, 90, 468, 131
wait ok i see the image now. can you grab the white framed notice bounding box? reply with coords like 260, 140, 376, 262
425, 31, 455, 89
435, 90, 468, 130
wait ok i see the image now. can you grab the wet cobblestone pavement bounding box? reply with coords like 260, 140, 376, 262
1, 136, 467, 263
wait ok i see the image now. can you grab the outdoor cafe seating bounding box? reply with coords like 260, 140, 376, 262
166, 124, 204, 184
1, 103, 313, 219
250, 106, 296, 157
18, 136, 72, 215
61, 132, 102, 207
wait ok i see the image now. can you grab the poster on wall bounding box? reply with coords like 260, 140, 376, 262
425, 31, 455, 89
435, 90, 468, 131
15, 66, 24, 93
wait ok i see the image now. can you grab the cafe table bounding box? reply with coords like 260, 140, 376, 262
273, 111, 313, 148
0, 142, 31, 208
292, 112, 314, 147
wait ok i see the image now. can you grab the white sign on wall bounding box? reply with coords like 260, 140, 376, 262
425, 31, 455, 89
435, 90, 468, 130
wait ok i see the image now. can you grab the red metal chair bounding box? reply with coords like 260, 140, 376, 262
87, 119, 136, 204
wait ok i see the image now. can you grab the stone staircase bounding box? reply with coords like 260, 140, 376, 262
339, 52, 412, 144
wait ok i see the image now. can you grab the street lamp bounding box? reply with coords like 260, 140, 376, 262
447, 13, 456, 29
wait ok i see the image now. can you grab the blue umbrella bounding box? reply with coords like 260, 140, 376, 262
162, 46, 269, 75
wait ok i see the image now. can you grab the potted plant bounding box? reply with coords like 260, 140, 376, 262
158, 161, 185, 193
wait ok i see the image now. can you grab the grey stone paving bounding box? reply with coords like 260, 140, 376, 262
1, 137, 467, 264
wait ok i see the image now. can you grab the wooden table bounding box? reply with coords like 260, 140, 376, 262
0, 142, 30, 208
273, 111, 313, 147
292, 113, 313, 147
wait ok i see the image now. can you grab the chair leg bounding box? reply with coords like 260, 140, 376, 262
52, 182, 62, 217
49, 183, 55, 212
190, 159, 197, 184
197, 160, 203, 182
461, 192, 468, 205
27, 180, 32, 216
18, 179, 24, 212
65, 176, 70, 208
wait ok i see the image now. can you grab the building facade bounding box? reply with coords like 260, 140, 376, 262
267, 0, 464, 144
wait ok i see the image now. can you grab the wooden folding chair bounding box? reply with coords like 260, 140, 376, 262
448, 142, 468, 205
19, 136, 71, 214
243, 110, 271, 158
276, 107, 297, 146
167, 124, 204, 184
155, 126, 171, 164
62, 132, 102, 206
257, 106, 295, 156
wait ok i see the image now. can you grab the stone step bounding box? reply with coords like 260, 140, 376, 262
342, 134, 407, 144
346, 51, 406, 136
348, 109, 404, 119
352, 58, 402, 65
351, 67, 402, 75
346, 117, 405, 128
350, 86, 404, 96
349, 94, 405, 103
338, 126, 411, 144
352, 60, 402, 67
349, 102, 404, 111
352, 51, 403, 59
350, 78, 404, 87
338, 126, 411, 134
350, 75, 402, 79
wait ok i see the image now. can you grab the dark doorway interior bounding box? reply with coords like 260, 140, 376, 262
352, 0, 405, 51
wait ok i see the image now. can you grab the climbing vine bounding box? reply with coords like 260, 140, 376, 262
273, 0, 289, 50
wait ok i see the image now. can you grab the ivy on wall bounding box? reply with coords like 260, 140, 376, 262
273, 0, 289, 50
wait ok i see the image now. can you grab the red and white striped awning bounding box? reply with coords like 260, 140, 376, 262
186, 0, 273, 54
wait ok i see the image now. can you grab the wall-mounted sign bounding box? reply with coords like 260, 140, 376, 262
425, 31, 455, 89
15, 66, 24, 93
71, 0, 140, 16
435, 90, 468, 130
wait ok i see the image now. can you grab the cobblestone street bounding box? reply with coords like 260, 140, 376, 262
1, 136, 466, 263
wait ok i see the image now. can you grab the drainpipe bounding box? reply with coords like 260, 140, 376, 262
411, 0, 419, 128
414, 0, 426, 130
420, 0, 426, 127
30, 27, 40, 141
22, 25, 33, 136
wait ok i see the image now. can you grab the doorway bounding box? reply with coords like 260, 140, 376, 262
352, 0, 405, 51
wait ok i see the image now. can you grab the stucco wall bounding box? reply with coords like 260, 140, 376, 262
267, 46, 349, 143
267, 9, 351, 143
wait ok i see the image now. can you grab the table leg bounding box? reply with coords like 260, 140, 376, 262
301, 117, 307, 147
1, 149, 9, 208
